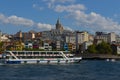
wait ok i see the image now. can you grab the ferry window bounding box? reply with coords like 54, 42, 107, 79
29, 52, 32, 54
34, 52, 39, 54
47, 52, 53, 54
9, 56, 16, 59
18, 52, 24, 55
13, 52, 17, 54
6, 52, 10, 55
41, 52, 45, 54
54, 52, 58, 54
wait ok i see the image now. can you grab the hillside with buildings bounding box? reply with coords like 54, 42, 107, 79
0, 19, 120, 55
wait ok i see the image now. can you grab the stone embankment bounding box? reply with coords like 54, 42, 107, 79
75, 53, 120, 60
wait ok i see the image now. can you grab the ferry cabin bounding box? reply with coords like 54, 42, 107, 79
1, 51, 81, 64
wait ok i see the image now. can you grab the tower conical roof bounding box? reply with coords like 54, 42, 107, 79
57, 18, 60, 24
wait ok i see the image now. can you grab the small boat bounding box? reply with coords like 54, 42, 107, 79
0, 51, 82, 64
106, 59, 110, 61
106, 58, 116, 62
111, 59, 116, 62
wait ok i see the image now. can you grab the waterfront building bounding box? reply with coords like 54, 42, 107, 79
65, 33, 76, 51
116, 35, 120, 43
41, 18, 73, 51
56, 41, 64, 50
0, 35, 9, 42
14, 30, 36, 41
65, 34, 76, 44
0, 31, 9, 42
76, 31, 89, 50
44, 42, 52, 51
41, 31, 51, 40
24, 30, 35, 40
15, 30, 22, 40
24, 41, 33, 49
81, 41, 93, 52
108, 32, 116, 43
95, 32, 108, 43
88, 34, 94, 42
95, 32, 116, 44
68, 43, 76, 51
111, 44, 120, 54
56, 41, 61, 50
35, 32, 42, 39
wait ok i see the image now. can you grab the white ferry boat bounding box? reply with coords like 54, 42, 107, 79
0, 51, 82, 64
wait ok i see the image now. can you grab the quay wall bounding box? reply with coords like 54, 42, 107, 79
75, 53, 120, 60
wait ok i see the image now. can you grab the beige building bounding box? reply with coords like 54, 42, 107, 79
0, 31, 9, 42
15, 30, 22, 39
65, 35, 76, 44
15, 30, 35, 41
108, 32, 116, 43
76, 31, 89, 50
95, 32, 116, 44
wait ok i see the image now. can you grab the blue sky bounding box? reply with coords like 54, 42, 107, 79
0, 0, 120, 34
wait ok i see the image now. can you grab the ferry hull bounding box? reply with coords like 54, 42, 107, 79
0, 51, 82, 64
2, 58, 82, 64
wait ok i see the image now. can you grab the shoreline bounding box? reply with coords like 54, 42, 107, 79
75, 53, 120, 60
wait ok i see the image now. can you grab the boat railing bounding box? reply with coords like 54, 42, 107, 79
60, 51, 69, 60
9, 51, 19, 60
5, 51, 71, 60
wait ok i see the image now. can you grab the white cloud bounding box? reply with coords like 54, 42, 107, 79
0, 13, 53, 31
64, 27, 73, 31
55, 4, 85, 12
33, 4, 43, 11
43, 0, 75, 8
53, 4, 120, 32
0, 14, 9, 23
0, 14, 34, 26
43, 0, 75, 4
8, 15, 34, 26
56, 0, 75, 3
37, 23, 53, 30
69, 11, 120, 32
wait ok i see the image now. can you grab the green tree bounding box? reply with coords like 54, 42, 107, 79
13, 41, 24, 51
87, 41, 112, 54
96, 41, 112, 54
0, 42, 4, 53
87, 44, 97, 53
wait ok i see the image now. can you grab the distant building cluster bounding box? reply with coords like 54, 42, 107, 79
0, 19, 120, 54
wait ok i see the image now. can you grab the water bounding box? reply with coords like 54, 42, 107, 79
0, 60, 120, 80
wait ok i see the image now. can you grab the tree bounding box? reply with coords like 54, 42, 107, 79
96, 41, 112, 54
87, 44, 97, 53
13, 41, 24, 51
0, 42, 4, 53
87, 41, 112, 54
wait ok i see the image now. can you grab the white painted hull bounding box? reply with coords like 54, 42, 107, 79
1, 51, 82, 64
3, 58, 82, 64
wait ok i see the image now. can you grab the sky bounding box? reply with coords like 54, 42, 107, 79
0, 0, 120, 34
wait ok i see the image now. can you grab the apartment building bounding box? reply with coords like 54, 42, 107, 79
94, 32, 116, 44
76, 31, 89, 50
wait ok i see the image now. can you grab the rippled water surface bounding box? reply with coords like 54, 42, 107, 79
0, 60, 120, 80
